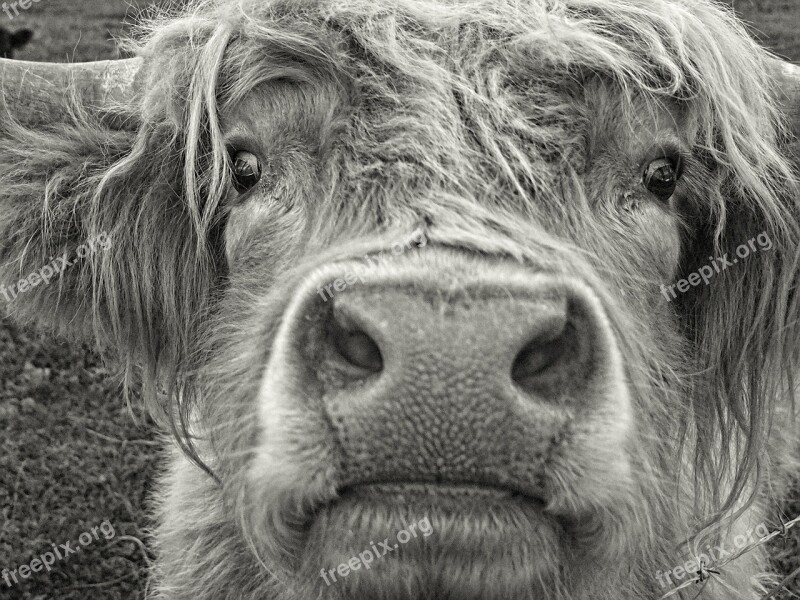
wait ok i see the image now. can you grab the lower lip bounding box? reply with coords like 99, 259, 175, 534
309, 482, 555, 550
299, 484, 562, 597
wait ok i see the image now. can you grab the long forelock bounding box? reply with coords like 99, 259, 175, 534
131, 0, 799, 231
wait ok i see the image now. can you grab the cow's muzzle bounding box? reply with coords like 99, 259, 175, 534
258, 246, 632, 510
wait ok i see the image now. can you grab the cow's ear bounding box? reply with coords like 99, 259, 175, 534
0, 117, 134, 341
671, 57, 800, 508
0, 53, 221, 419
10, 28, 32, 49
0, 59, 142, 345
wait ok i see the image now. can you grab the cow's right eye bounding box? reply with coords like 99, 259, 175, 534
642, 156, 681, 202
230, 150, 262, 194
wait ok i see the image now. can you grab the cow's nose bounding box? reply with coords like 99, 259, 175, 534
324, 284, 594, 404
265, 251, 627, 495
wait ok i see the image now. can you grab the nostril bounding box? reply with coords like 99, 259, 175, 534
512, 326, 567, 379
328, 310, 383, 374
511, 319, 583, 397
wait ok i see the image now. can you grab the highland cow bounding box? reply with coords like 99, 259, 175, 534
0, 0, 799, 598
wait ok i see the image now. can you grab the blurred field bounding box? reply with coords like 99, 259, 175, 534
0, 1, 798, 599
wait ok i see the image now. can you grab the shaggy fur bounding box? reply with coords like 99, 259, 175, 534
0, 0, 799, 598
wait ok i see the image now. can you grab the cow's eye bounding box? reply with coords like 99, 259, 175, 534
643, 156, 681, 201
230, 150, 262, 194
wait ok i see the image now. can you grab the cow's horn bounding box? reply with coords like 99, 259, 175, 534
771, 59, 800, 131
0, 57, 141, 127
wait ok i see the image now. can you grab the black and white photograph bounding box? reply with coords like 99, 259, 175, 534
0, 0, 799, 598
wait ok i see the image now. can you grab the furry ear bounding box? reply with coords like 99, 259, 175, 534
10, 28, 32, 49
0, 116, 221, 422
0, 116, 131, 339
676, 59, 800, 514
0, 20, 230, 423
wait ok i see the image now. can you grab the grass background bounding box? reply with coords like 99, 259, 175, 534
0, 0, 798, 599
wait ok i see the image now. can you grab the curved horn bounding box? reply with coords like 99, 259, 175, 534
770, 59, 800, 132
0, 57, 141, 127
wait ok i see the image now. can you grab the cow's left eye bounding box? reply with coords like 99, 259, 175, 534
230, 150, 262, 194
643, 156, 681, 201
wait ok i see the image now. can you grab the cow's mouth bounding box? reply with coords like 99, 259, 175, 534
310, 479, 556, 548
295, 479, 565, 599
338, 481, 545, 506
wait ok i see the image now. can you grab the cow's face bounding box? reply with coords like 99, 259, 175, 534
175, 4, 794, 598
206, 62, 690, 600
0, 27, 32, 58
0, 1, 798, 599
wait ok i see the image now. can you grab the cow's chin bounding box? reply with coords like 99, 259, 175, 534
288, 484, 565, 600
